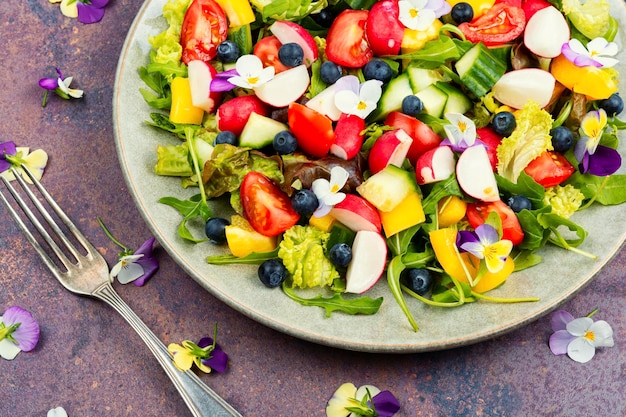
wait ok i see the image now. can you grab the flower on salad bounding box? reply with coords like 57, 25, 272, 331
549, 309, 614, 363
398, 0, 450, 31
0, 141, 49, 183
311, 166, 349, 217
0, 306, 40, 360
39, 68, 84, 107
168, 326, 228, 373
334, 76, 383, 119
457, 224, 512, 274
49, 0, 110, 24
561, 38, 619, 68
573, 109, 622, 176
211, 54, 274, 92
326, 382, 400, 417
98, 218, 159, 286
440, 113, 480, 152
47, 407, 68, 417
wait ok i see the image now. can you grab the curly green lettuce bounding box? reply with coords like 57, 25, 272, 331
496, 101, 554, 183
544, 185, 585, 218
278, 225, 339, 289
561, 0, 611, 40
149, 0, 191, 65
249, 0, 330, 21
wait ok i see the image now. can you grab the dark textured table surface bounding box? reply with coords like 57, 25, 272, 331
1, 1, 625, 416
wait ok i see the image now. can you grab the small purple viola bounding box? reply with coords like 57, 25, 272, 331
0, 141, 17, 174
549, 309, 614, 363
573, 109, 622, 176
0, 306, 40, 360
77, 0, 110, 24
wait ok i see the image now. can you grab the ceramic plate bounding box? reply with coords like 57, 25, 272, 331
113, 0, 626, 353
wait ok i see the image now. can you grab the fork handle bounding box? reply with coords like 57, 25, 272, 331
92, 282, 243, 417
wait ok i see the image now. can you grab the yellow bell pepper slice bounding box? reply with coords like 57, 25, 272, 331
380, 191, 426, 237
401, 19, 443, 54
436, 196, 467, 228
550, 54, 619, 101
169, 77, 205, 125
215, 0, 255, 27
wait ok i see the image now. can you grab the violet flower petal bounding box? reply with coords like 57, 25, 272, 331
2, 306, 40, 352
456, 230, 478, 252
474, 223, 499, 245
197, 337, 228, 373
549, 329, 576, 355
371, 390, 401, 417
550, 310, 574, 332
587, 145, 622, 176
0, 160, 10, 173
39, 78, 59, 90
132, 237, 159, 286
77, 3, 107, 24
89, 0, 110, 7
210, 78, 237, 92
0, 141, 17, 155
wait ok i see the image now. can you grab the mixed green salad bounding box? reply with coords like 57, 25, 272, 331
139, 0, 626, 331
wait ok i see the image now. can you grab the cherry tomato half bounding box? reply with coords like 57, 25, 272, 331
253, 36, 290, 74
180, 0, 229, 64
326, 9, 373, 68
466, 200, 525, 246
287, 103, 335, 158
523, 151, 575, 188
458, 3, 526, 46
240, 172, 300, 237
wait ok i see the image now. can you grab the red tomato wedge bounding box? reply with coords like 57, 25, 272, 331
523, 151, 575, 188
180, 0, 228, 64
466, 200, 525, 246
253, 36, 290, 74
240, 172, 300, 237
287, 103, 335, 158
365, 0, 404, 56
325, 9, 373, 68
458, 3, 526, 46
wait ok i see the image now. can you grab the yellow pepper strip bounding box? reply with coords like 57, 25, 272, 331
169, 77, 205, 125
550, 54, 619, 101
401, 19, 443, 54
215, 0, 255, 27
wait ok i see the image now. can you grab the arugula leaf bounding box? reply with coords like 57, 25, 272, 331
159, 194, 211, 243
568, 172, 626, 205
206, 249, 280, 265
281, 284, 383, 317
420, 174, 464, 215
387, 35, 461, 64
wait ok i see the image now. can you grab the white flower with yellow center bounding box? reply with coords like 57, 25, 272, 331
227, 54, 275, 89
311, 166, 350, 217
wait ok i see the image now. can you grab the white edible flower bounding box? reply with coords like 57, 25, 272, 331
311, 166, 349, 217
227, 54, 275, 89
334, 76, 382, 119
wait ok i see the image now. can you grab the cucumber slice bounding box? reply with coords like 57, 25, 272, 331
406, 65, 444, 93
370, 72, 413, 121
436, 82, 472, 115
239, 112, 288, 149
455, 43, 507, 98
326, 223, 356, 253
415, 84, 448, 118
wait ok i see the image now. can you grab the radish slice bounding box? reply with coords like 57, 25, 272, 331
492, 68, 555, 109
524, 6, 570, 58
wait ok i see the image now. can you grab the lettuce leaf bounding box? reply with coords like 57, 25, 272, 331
250, 0, 329, 21
496, 101, 554, 183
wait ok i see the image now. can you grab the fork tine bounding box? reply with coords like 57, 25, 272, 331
0, 166, 93, 273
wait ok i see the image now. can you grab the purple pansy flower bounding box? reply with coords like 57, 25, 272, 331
371, 390, 401, 417
573, 109, 622, 176
39, 68, 84, 107
326, 383, 401, 417
197, 336, 228, 373
77, 0, 110, 24
209, 68, 240, 92
561, 38, 619, 68
457, 224, 512, 273
0, 306, 40, 360
440, 113, 484, 153
549, 309, 614, 363
168, 327, 228, 374
0, 141, 17, 174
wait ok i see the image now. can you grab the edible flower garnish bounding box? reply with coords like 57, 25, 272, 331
561, 37, 619, 68
326, 382, 400, 417
168, 325, 228, 373
334, 76, 383, 119
98, 218, 159, 286
225, 54, 275, 90
0, 141, 49, 183
209, 68, 240, 92
549, 309, 614, 363
398, 0, 450, 31
440, 112, 480, 152
0, 306, 40, 360
457, 224, 512, 274
48, 0, 110, 24
39, 68, 84, 107
574, 109, 622, 176
48, 407, 69, 417
311, 166, 349, 217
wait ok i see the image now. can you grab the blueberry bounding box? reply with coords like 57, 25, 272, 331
550, 126, 574, 153
278, 43, 304, 67
214, 131, 238, 146
205, 217, 230, 243
216, 40, 240, 63
401, 95, 424, 117
320, 61, 342, 84
273, 130, 298, 154
400, 268, 432, 296
291, 189, 319, 215
362, 59, 393, 84
598, 93, 624, 116
258, 259, 288, 288
450, 2, 474, 24
311, 8, 334, 27
507, 194, 532, 212
491, 111, 517, 137
329, 243, 352, 268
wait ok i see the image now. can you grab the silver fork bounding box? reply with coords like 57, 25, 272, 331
0, 166, 243, 417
